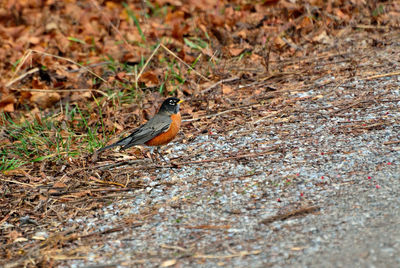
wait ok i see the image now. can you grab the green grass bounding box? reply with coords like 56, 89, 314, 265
68, 36, 87, 45
158, 57, 186, 94
0, 102, 106, 172
0, 156, 26, 171
183, 37, 208, 51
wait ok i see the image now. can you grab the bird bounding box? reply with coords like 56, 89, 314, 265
96, 97, 183, 160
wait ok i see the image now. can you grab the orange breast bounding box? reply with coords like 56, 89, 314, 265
145, 113, 182, 146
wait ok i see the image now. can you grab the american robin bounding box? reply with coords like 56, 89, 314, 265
97, 97, 183, 157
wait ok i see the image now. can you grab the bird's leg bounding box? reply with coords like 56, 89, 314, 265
156, 146, 167, 163
148, 147, 156, 163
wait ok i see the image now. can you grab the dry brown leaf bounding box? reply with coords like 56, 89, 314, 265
229, 47, 244, 57
116, 72, 126, 81
273, 36, 286, 48
237, 29, 247, 39
334, 8, 350, 21
140, 71, 160, 87
30, 92, 61, 108
53, 181, 67, 188
28, 36, 40, 45
312, 31, 333, 45
70, 91, 91, 102
0, 95, 15, 112
222, 84, 233, 94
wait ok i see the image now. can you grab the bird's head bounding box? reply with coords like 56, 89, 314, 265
159, 97, 183, 115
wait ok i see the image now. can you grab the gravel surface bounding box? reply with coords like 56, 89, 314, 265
62, 54, 400, 267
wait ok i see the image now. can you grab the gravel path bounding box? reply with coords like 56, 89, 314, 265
62, 48, 400, 268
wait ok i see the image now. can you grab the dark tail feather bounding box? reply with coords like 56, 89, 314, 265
96, 135, 132, 154
96, 142, 119, 154
92, 141, 120, 162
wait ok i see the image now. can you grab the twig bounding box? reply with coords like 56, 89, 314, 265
82, 187, 141, 193
355, 24, 390, 30
66, 61, 110, 72
200, 77, 240, 94
252, 111, 279, 124
194, 250, 261, 259
384, 140, 400, 145
95, 159, 149, 170
365, 71, 400, 80
87, 176, 126, 187
260, 205, 320, 225
358, 122, 386, 129
78, 226, 124, 239
160, 43, 210, 81
0, 178, 36, 187
329, 99, 373, 115
135, 42, 161, 84
161, 244, 191, 252
7, 49, 33, 84
5, 67, 39, 87
33, 50, 106, 82
268, 51, 351, 64
6, 49, 108, 97
182, 225, 231, 229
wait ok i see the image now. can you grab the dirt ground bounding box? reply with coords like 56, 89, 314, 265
1, 1, 400, 267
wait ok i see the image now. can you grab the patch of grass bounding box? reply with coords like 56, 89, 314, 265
144, 0, 168, 18
236, 51, 252, 61
0, 103, 106, 172
372, 4, 385, 17
183, 37, 208, 51
67, 36, 87, 45
0, 156, 25, 171
158, 57, 187, 94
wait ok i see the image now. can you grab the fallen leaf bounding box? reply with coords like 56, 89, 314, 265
0, 101, 14, 112
312, 30, 333, 45
229, 47, 244, 57
222, 84, 233, 94
53, 182, 67, 188
273, 36, 286, 48
30, 92, 61, 108
139, 71, 159, 87
116, 72, 126, 81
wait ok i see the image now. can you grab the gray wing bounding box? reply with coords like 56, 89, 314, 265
97, 114, 171, 153
120, 114, 171, 149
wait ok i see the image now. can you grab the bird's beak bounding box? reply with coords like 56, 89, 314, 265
178, 100, 184, 104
